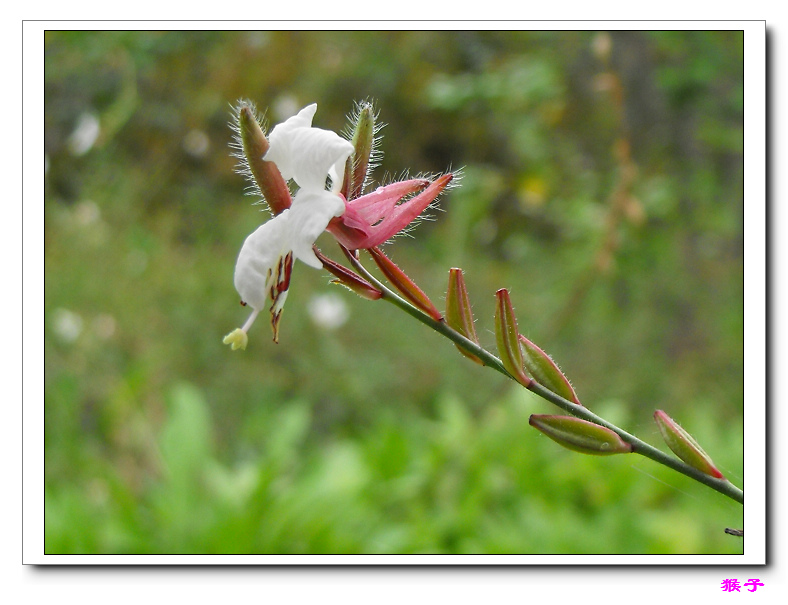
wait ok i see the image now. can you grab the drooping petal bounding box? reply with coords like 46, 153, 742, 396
233, 212, 291, 310
288, 188, 346, 269
228, 212, 295, 344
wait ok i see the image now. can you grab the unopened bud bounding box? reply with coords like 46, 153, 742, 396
236, 102, 291, 216
519, 335, 581, 405
445, 268, 483, 364
368, 247, 442, 320
494, 289, 531, 387
653, 410, 725, 479
342, 101, 378, 201
314, 247, 382, 301
529, 415, 632, 455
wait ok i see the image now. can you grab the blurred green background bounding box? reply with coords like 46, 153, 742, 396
44, 30, 744, 554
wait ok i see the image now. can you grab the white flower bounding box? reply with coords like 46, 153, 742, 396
224, 104, 354, 348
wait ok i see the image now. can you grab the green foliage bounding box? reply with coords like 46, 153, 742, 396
45, 382, 742, 554
45, 31, 743, 554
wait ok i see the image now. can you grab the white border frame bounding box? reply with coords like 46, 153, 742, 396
24, 20, 765, 567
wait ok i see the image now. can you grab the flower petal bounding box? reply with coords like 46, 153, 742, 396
233, 212, 291, 310
265, 104, 354, 192
288, 189, 346, 269
290, 127, 354, 191
264, 104, 317, 181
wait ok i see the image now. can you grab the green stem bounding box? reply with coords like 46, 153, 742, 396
345, 248, 744, 505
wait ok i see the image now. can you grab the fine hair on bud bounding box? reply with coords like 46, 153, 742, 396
342, 98, 385, 196
229, 100, 267, 197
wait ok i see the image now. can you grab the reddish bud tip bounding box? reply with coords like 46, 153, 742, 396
654, 410, 725, 479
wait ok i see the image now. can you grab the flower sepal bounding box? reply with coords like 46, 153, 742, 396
327, 174, 453, 251
314, 247, 383, 301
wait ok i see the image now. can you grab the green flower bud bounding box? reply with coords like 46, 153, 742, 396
342, 101, 379, 201
519, 335, 581, 405
446, 268, 484, 364
529, 415, 632, 455
494, 289, 531, 387
233, 101, 292, 216
654, 410, 725, 479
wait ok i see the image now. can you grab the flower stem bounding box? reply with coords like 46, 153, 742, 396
344, 247, 744, 505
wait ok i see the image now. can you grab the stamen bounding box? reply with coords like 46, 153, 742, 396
241, 308, 261, 333
280, 252, 294, 293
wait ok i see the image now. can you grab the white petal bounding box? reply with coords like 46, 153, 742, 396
288, 189, 345, 268
264, 103, 354, 191
285, 103, 317, 129
265, 104, 317, 181
233, 212, 290, 310
288, 127, 354, 191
